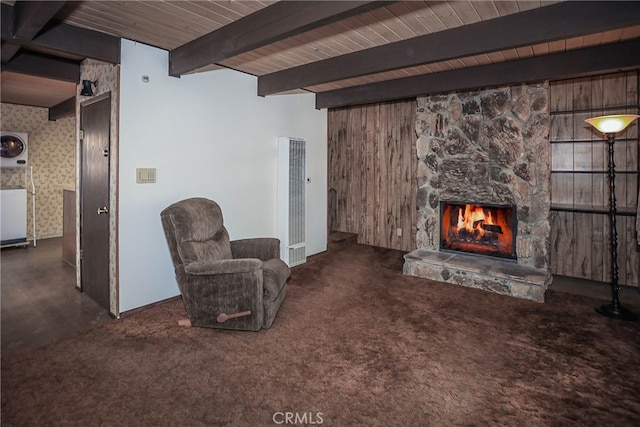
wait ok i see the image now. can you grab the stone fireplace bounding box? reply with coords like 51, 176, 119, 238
403, 83, 552, 302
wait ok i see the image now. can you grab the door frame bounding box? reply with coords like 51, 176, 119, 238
78, 92, 118, 318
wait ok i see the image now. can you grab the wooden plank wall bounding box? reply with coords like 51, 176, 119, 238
549, 71, 639, 286
327, 99, 417, 252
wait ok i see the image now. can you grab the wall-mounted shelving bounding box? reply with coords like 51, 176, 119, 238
549, 71, 639, 287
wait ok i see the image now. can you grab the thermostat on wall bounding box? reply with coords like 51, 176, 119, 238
136, 168, 156, 183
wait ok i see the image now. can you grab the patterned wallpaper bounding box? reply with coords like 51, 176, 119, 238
1, 103, 76, 239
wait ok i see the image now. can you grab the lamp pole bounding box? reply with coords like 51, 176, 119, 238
585, 114, 639, 321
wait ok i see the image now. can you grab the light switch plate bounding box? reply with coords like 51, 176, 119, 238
136, 168, 156, 183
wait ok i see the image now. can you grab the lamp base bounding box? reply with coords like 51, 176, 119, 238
596, 303, 638, 321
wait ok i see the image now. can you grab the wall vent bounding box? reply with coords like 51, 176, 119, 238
278, 137, 306, 266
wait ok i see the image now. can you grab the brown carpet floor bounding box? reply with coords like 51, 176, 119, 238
2, 241, 640, 426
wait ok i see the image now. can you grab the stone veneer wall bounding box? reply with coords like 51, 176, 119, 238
415, 83, 551, 270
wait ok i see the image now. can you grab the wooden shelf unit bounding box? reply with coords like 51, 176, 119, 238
549, 71, 639, 287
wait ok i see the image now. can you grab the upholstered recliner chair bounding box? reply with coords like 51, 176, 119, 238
160, 197, 290, 331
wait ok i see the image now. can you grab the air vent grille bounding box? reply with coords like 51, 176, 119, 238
278, 137, 307, 267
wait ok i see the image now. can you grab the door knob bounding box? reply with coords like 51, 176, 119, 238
97, 207, 109, 215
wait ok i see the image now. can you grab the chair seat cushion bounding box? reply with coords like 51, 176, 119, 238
262, 258, 290, 301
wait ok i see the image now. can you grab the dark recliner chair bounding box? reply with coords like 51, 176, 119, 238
161, 197, 290, 331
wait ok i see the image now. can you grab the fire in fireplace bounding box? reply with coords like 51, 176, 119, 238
440, 202, 517, 260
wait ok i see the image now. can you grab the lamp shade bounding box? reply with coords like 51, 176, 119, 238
585, 114, 639, 134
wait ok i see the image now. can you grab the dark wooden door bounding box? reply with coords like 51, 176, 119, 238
80, 94, 111, 311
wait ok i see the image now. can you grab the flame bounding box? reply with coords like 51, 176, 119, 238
457, 204, 493, 235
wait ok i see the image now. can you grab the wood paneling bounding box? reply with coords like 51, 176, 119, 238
551, 211, 640, 285
6, 0, 640, 108
550, 71, 639, 287
55, 0, 638, 92
258, 1, 640, 96
328, 99, 416, 252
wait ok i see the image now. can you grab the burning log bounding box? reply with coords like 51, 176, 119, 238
472, 219, 503, 234
481, 223, 503, 234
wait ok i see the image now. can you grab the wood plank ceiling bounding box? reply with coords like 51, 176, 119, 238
1, 0, 640, 113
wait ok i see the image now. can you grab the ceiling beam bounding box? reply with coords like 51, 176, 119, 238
1, 4, 14, 37
2, 52, 80, 83
29, 21, 120, 64
1, 1, 66, 63
49, 96, 76, 121
169, 1, 394, 77
1, 3, 120, 64
259, 1, 640, 96
315, 39, 640, 109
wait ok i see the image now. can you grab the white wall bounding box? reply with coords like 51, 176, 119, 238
118, 39, 327, 312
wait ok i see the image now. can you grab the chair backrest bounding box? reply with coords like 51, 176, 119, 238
160, 198, 233, 268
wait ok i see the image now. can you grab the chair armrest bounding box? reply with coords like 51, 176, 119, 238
230, 238, 281, 261
184, 258, 262, 275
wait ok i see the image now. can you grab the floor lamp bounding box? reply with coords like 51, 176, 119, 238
585, 114, 639, 321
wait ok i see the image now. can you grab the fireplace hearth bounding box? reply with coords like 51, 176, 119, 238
440, 202, 516, 261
